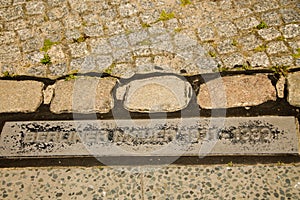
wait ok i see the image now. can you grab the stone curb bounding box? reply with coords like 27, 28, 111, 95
0, 72, 300, 114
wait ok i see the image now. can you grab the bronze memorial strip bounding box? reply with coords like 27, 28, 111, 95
0, 117, 298, 158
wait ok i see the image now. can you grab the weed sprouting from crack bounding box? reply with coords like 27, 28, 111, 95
158, 10, 175, 21
254, 45, 267, 52
270, 65, 289, 77
40, 39, 59, 52
180, 0, 191, 6
65, 74, 77, 81
256, 21, 268, 29
292, 48, 300, 59
40, 54, 51, 65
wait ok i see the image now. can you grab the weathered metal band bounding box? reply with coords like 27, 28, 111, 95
0, 116, 298, 158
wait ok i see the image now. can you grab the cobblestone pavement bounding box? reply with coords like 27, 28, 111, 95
0, 164, 299, 199
0, 0, 299, 78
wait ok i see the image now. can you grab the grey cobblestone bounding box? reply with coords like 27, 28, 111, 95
280, 9, 300, 24
270, 55, 294, 66
236, 16, 260, 30
238, 34, 262, 51
0, 0, 298, 77
258, 27, 281, 41
222, 53, 245, 68
280, 24, 300, 39
197, 26, 216, 42
47, 6, 68, 21
249, 52, 270, 67
63, 14, 82, 29
0, 31, 16, 44
25, 1, 45, 15
84, 25, 104, 37
89, 38, 112, 55
17, 28, 34, 41
253, 0, 279, 12
215, 21, 238, 38
217, 39, 237, 54
69, 42, 88, 58
266, 41, 289, 55
261, 11, 283, 26
0, 5, 23, 21
119, 2, 138, 17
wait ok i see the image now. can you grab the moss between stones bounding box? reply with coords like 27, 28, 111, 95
158, 10, 175, 21
40, 39, 58, 52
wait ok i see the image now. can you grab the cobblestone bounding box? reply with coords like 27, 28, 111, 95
50, 77, 117, 114
249, 52, 270, 67
25, 1, 45, 15
198, 74, 277, 109
0, 0, 298, 77
287, 71, 300, 107
270, 55, 294, 66
236, 16, 260, 30
217, 39, 237, 54
215, 21, 238, 38
258, 27, 281, 41
69, 42, 88, 58
238, 34, 262, 51
280, 24, 300, 39
261, 11, 283, 26
0, 80, 43, 113
266, 41, 289, 55
116, 75, 192, 112
280, 9, 300, 23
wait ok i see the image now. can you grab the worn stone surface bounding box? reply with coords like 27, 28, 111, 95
0, 116, 298, 157
0, 164, 300, 199
50, 77, 117, 114
287, 72, 300, 107
43, 85, 54, 104
198, 74, 276, 108
0, 80, 43, 113
116, 75, 192, 112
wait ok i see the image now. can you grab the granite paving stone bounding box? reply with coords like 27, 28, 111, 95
116, 75, 192, 113
287, 71, 300, 107
280, 24, 300, 39
270, 55, 294, 66
261, 11, 283, 26
249, 52, 270, 67
0, 80, 44, 113
50, 77, 117, 114
258, 27, 282, 41
221, 53, 245, 68
267, 41, 289, 55
198, 74, 276, 109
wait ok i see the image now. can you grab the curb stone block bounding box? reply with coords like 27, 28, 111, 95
287, 71, 300, 107
198, 74, 276, 109
50, 77, 117, 114
0, 80, 44, 113
116, 75, 192, 113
